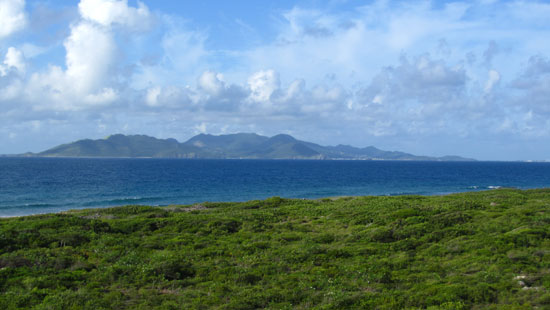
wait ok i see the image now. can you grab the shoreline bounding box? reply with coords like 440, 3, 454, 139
0, 187, 535, 219
4, 155, 550, 162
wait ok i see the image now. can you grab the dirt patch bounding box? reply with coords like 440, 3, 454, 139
80, 213, 117, 220
165, 204, 208, 212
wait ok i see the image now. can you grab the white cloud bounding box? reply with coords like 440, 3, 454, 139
145, 86, 161, 106
484, 69, 500, 93
372, 94, 383, 105
194, 122, 207, 134
195, 71, 249, 111
23, 21, 118, 110
84, 88, 118, 105
0, 47, 26, 103
198, 71, 225, 96
78, 0, 151, 30
279, 79, 305, 102
144, 85, 192, 108
238, 1, 478, 88
15, 0, 155, 110
0, 78, 22, 101
0, 47, 25, 76
311, 84, 346, 103
359, 54, 467, 111
65, 22, 116, 94
0, 0, 27, 38
248, 70, 280, 102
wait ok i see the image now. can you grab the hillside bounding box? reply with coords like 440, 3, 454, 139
33, 133, 475, 161
1, 189, 550, 309
39, 134, 204, 159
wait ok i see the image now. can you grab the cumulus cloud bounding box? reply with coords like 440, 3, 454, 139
78, 0, 151, 30
144, 85, 192, 108
311, 84, 346, 103
24, 21, 118, 110
279, 79, 305, 103
0, 0, 27, 38
359, 54, 467, 110
0, 47, 25, 76
18, 0, 154, 110
64, 22, 116, 94
248, 70, 280, 103
346, 53, 503, 139
198, 71, 225, 96
145, 86, 161, 106
134, 68, 345, 117
195, 71, 248, 111
0, 47, 26, 104
84, 88, 118, 104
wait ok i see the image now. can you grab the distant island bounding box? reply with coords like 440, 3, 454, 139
15, 133, 475, 161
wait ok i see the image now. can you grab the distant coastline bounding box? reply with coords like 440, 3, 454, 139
5, 154, 550, 163
7, 132, 476, 161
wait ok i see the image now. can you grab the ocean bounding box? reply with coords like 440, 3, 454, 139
1, 157, 550, 217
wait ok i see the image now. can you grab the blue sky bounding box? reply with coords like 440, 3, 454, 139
1, 0, 550, 160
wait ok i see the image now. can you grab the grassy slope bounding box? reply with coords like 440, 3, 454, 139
1, 189, 550, 309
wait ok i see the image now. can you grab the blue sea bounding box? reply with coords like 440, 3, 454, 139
1, 158, 550, 217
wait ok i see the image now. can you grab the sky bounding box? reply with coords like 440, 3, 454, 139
1, 0, 550, 160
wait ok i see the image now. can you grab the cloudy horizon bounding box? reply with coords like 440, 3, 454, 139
1, 0, 550, 160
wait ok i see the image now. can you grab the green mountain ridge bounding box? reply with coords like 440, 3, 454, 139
31, 133, 475, 161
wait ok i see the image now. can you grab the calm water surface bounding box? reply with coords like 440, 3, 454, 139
1, 158, 550, 217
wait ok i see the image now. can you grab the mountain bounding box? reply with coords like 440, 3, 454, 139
31, 133, 475, 161
185, 133, 268, 157
39, 134, 200, 158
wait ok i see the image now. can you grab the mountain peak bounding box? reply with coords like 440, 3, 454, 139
105, 134, 126, 140
268, 134, 296, 143
105, 134, 154, 141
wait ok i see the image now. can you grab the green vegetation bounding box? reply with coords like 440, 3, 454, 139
2, 189, 550, 309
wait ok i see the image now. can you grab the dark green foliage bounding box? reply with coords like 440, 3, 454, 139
152, 256, 195, 280
1, 189, 550, 309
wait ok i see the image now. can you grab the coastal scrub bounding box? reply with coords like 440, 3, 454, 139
1, 189, 550, 309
